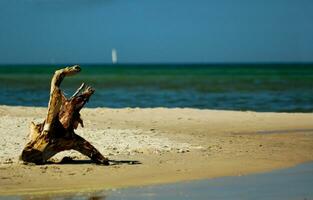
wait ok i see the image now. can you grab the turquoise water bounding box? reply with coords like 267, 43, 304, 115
0, 64, 312, 112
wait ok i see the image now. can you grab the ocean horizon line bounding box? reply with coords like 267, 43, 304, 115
1, 62, 313, 67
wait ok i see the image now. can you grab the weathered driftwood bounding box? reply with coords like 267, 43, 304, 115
20, 65, 109, 165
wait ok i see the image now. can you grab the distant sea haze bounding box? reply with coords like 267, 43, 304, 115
0, 64, 312, 112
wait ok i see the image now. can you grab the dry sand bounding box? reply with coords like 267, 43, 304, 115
0, 105, 313, 196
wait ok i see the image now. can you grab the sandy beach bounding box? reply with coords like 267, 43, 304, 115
0, 105, 313, 196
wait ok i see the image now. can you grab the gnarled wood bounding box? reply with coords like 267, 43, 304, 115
20, 65, 109, 165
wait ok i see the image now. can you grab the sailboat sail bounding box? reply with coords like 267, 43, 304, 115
112, 49, 117, 64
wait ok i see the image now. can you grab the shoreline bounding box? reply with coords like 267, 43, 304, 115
0, 105, 313, 196
103, 162, 313, 200
1, 162, 311, 198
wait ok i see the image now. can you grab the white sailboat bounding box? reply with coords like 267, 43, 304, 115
112, 49, 118, 64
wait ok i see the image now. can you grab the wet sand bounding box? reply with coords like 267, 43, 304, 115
0, 105, 313, 196
104, 162, 313, 200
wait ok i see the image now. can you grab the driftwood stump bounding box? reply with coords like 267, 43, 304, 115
20, 65, 109, 165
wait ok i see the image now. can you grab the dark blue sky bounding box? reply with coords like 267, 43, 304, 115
0, 0, 312, 64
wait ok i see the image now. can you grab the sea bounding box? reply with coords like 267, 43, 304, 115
0, 63, 312, 112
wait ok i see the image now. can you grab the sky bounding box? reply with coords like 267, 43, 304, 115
0, 0, 312, 64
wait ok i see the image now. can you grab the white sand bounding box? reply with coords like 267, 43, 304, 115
0, 115, 194, 164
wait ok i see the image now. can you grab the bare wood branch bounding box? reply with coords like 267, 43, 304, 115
44, 65, 81, 132
20, 66, 109, 165
71, 83, 85, 99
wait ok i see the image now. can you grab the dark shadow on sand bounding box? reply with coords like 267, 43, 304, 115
49, 157, 142, 166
